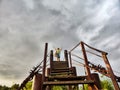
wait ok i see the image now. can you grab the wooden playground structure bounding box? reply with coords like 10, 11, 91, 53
17, 41, 120, 90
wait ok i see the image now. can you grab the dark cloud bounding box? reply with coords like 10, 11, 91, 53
0, 0, 120, 86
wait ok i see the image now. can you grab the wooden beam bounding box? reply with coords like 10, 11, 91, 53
102, 53, 120, 90
43, 80, 94, 85
42, 43, 48, 82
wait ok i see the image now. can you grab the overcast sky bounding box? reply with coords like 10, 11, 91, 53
0, 0, 120, 86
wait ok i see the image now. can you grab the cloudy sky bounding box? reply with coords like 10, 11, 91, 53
0, 0, 120, 86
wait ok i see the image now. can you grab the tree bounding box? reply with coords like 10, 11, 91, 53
10, 84, 19, 90
52, 86, 63, 90
0, 85, 10, 90
23, 81, 32, 90
101, 79, 114, 90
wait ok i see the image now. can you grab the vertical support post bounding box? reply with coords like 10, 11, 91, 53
64, 50, 69, 67
42, 43, 48, 82
102, 53, 120, 90
69, 52, 72, 68
32, 74, 42, 90
71, 67, 77, 76
81, 42, 97, 90
64, 50, 68, 62
91, 73, 101, 89
50, 50, 53, 74
80, 42, 91, 79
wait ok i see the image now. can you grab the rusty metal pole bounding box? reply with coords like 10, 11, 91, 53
42, 43, 48, 82
102, 53, 120, 90
80, 42, 91, 79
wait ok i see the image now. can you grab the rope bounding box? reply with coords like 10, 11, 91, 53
72, 59, 85, 67
71, 52, 105, 67
69, 42, 80, 52
71, 53, 84, 60
72, 58, 92, 70
83, 42, 108, 54
86, 50, 102, 58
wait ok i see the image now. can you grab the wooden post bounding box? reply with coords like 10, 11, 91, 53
50, 50, 53, 74
91, 73, 101, 90
102, 53, 120, 90
69, 52, 72, 68
64, 50, 68, 62
80, 42, 91, 79
64, 50, 69, 67
81, 42, 97, 90
71, 67, 77, 76
32, 74, 42, 90
42, 43, 48, 82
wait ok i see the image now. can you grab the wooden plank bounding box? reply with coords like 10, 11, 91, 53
50, 72, 73, 75
52, 67, 69, 70
43, 80, 94, 85
51, 69, 70, 73
46, 76, 86, 81
52, 61, 68, 69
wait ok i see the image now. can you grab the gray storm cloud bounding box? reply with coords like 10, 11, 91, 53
0, 0, 120, 86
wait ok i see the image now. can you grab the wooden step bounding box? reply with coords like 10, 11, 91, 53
50, 72, 73, 75
51, 61, 69, 69
52, 67, 70, 70
46, 76, 86, 81
51, 68, 70, 72
43, 80, 94, 85
51, 69, 70, 73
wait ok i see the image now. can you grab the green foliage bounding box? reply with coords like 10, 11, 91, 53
22, 81, 32, 90
52, 86, 63, 90
0, 79, 115, 90
101, 79, 114, 90
79, 79, 114, 90
0, 85, 10, 90
10, 84, 19, 90
79, 84, 88, 90
0, 81, 32, 90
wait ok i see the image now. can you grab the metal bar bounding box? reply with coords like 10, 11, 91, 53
102, 53, 120, 90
